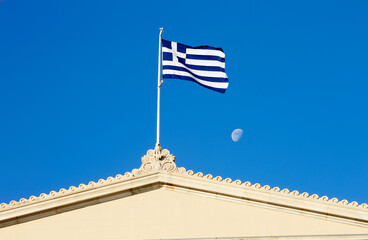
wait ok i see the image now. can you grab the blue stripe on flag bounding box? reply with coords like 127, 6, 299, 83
190, 45, 224, 51
176, 57, 225, 72
185, 54, 225, 62
163, 65, 227, 83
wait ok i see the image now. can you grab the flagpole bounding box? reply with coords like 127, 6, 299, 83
156, 27, 164, 149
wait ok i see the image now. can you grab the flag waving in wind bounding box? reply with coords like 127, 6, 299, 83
162, 39, 229, 93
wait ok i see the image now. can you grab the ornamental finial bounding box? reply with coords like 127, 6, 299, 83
130, 146, 177, 177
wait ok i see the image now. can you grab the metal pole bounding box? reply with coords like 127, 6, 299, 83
156, 27, 164, 147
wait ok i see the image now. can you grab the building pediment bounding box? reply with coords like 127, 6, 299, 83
1, 147, 368, 239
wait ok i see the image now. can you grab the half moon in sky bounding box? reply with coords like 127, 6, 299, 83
231, 129, 243, 142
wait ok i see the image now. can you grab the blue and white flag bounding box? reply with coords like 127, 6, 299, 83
162, 39, 229, 93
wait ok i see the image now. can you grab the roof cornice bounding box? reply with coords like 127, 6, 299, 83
1, 147, 368, 227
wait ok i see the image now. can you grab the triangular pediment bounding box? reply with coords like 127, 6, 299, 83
1, 187, 368, 240
1, 147, 368, 239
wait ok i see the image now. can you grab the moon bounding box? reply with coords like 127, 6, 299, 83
231, 129, 243, 142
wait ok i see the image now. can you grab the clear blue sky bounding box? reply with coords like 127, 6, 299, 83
1, 1, 367, 205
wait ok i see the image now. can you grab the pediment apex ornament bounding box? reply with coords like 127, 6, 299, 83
131, 144, 177, 177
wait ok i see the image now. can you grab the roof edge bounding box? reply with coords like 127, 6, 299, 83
1, 147, 367, 224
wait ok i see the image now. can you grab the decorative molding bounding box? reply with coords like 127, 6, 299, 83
131, 145, 186, 176
1, 147, 368, 216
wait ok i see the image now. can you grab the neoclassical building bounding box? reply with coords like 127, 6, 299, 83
1, 146, 368, 239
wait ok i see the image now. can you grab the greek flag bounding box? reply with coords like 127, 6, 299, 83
162, 39, 229, 93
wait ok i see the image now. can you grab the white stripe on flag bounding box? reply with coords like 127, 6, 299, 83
171, 42, 178, 63
162, 69, 229, 89
186, 48, 225, 58
185, 59, 225, 68
162, 60, 227, 78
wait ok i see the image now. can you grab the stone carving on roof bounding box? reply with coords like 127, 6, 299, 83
131, 144, 185, 176
1, 147, 368, 213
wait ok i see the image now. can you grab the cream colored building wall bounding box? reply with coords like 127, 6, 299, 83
0, 188, 367, 240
